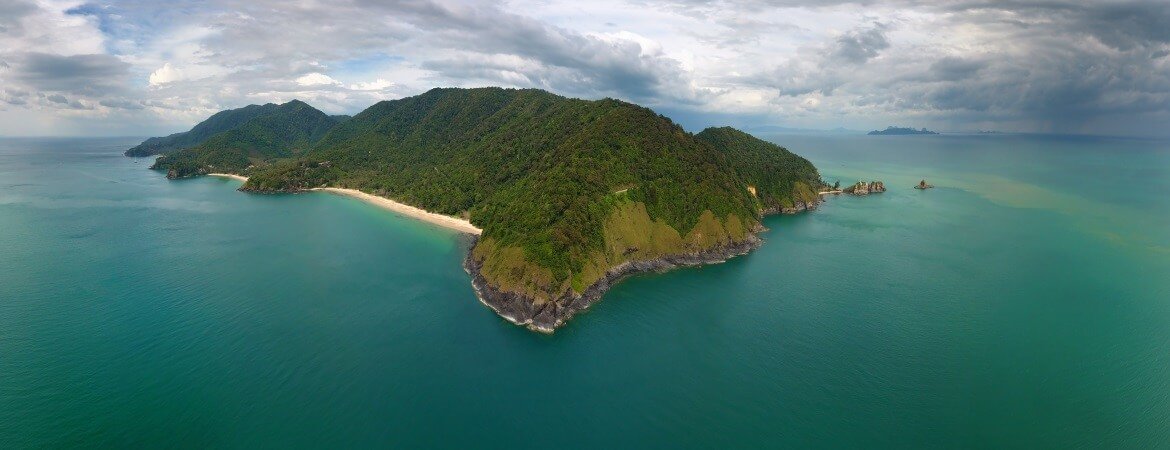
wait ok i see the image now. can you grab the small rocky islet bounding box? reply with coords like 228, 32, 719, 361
843, 180, 886, 195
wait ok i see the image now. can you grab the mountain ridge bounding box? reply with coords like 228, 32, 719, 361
125, 103, 284, 156
149, 100, 342, 178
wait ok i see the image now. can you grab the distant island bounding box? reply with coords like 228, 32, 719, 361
868, 126, 938, 135
127, 87, 868, 333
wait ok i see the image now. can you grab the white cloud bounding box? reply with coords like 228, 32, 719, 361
349, 78, 396, 91
295, 73, 342, 86
149, 63, 183, 85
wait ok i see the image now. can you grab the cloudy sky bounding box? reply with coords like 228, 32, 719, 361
1, 0, 1168, 137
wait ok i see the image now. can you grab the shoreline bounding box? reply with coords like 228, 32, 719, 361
464, 195, 824, 333
311, 187, 482, 235
209, 168, 828, 332
465, 233, 764, 333
205, 173, 481, 235
208, 173, 248, 182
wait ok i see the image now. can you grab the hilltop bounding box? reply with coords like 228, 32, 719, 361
150, 100, 341, 178
696, 127, 821, 214
125, 103, 286, 156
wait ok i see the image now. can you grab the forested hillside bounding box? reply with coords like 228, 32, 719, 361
124, 102, 284, 156
696, 127, 822, 213
131, 87, 824, 331
237, 88, 824, 328
151, 100, 340, 178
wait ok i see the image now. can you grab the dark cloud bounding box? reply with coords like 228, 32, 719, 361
14, 53, 130, 95
937, 1, 1170, 51
41, 92, 91, 109
0, 0, 37, 33
367, 1, 699, 103
138, 0, 702, 110
929, 57, 986, 82
696, 0, 1170, 133
2, 0, 1169, 136
736, 23, 890, 97
832, 23, 889, 63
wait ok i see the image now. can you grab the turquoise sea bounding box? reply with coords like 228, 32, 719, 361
1, 134, 1168, 448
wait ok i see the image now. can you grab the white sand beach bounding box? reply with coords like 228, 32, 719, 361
204, 173, 480, 234
208, 173, 249, 182
312, 187, 482, 235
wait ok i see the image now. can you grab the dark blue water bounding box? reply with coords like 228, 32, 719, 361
1, 135, 1168, 448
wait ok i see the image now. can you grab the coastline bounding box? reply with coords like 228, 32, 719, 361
208, 173, 249, 182
465, 233, 764, 333
311, 187, 482, 235
205, 173, 481, 235
465, 195, 824, 333
210, 169, 827, 332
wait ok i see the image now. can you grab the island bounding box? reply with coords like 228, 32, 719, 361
843, 181, 885, 195
867, 126, 938, 135
131, 87, 871, 333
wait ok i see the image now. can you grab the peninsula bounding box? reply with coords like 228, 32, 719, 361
133, 87, 831, 332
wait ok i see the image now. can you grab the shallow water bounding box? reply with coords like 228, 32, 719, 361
1, 135, 1168, 448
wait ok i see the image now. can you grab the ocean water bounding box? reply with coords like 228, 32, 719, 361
1, 135, 1168, 448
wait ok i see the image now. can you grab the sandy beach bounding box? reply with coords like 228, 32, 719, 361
312, 187, 482, 235
206, 174, 478, 234
208, 173, 248, 182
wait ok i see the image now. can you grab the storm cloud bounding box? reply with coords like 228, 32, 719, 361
0, 0, 36, 33
15, 53, 130, 95
0, 0, 1166, 136
831, 23, 889, 64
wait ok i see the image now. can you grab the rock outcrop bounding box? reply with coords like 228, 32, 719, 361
777, 199, 820, 214
761, 195, 824, 215
843, 180, 885, 195
465, 231, 764, 333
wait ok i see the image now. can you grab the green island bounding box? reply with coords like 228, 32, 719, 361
867, 126, 938, 135
137, 87, 830, 332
